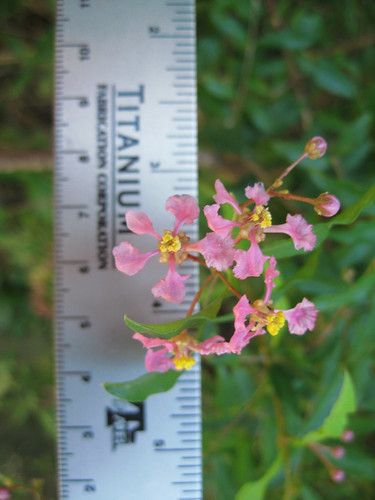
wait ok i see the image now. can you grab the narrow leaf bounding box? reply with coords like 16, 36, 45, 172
236, 457, 281, 500
124, 292, 227, 338
103, 371, 181, 402
302, 371, 356, 443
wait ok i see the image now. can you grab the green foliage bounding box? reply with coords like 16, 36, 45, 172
124, 292, 227, 338
103, 371, 181, 402
236, 457, 281, 500
302, 372, 356, 443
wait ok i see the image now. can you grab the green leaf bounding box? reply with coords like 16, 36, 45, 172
124, 292, 227, 338
103, 371, 181, 402
263, 183, 375, 259
302, 372, 356, 443
235, 457, 281, 500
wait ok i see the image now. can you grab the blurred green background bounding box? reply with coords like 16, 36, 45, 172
0, 0, 374, 498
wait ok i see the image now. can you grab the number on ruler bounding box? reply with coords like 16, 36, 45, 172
82, 430, 94, 439
80, 0, 90, 7
78, 210, 89, 219
79, 154, 89, 163
80, 319, 91, 329
150, 161, 160, 171
79, 96, 89, 107
148, 26, 160, 34
153, 439, 165, 448
84, 483, 96, 493
79, 44, 90, 61
79, 265, 90, 274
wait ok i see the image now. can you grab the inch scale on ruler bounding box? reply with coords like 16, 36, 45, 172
54, 1, 201, 498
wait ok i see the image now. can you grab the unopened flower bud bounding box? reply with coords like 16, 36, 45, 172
330, 469, 345, 483
314, 192, 340, 217
0, 488, 10, 500
341, 429, 355, 443
305, 136, 327, 159
331, 446, 345, 459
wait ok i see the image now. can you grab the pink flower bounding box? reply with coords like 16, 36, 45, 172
264, 214, 316, 251
113, 195, 199, 303
230, 260, 318, 341
245, 182, 270, 205
229, 295, 263, 354
233, 231, 268, 279
264, 256, 279, 303
202, 180, 316, 278
190, 232, 235, 271
213, 179, 241, 213
133, 331, 230, 372
203, 204, 238, 238
0, 489, 10, 500
283, 298, 318, 335
314, 193, 340, 217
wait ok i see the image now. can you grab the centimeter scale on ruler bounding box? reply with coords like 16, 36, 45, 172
55, 1, 202, 499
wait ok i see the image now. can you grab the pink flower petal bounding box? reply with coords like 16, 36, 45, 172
151, 267, 189, 303
113, 242, 157, 275
192, 233, 235, 271
165, 194, 199, 233
213, 179, 241, 214
283, 298, 318, 335
229, 295, 253, 354
203, 204, 238, 237
245, 182, 270, 205
264, 257, 279, 303
233, 235, 268, 279
264, 214, 316, 251
196, 335, 230, 355
145, 348, 175, 372
125, 210, 160, 238
133, 333, 174, 351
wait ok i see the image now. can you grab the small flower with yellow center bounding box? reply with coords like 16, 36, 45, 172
173, 354, 196, 371
250, 205, 272, 229
159, 230, 182, 253
266, 311, 285, 336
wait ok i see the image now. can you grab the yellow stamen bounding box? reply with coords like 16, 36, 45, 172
266, 311, 285, 336
250, 205, 272, 228
173, 355, 196, 371
158, 230, 182, 253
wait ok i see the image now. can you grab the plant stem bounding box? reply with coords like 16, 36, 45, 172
186, 273, 214, 317
268, 190, 316, 206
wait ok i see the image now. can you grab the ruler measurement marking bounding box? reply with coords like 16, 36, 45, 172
56, 1, 201, 498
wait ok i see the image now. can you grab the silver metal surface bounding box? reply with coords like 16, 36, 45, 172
55, 1, 200, 498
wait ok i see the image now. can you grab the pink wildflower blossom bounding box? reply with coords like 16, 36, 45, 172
113, 195, 198, 303
283, 298, 318, 335
133, 331, 230, 372
264, 214, 316, 251
202, 179, 316, 277
0, 489, 10, 500
231, 258, 318, 351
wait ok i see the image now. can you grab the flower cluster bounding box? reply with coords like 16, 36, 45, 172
113, 137, 340, 372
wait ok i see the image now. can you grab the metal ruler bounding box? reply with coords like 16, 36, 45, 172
54, 1, 200, 498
